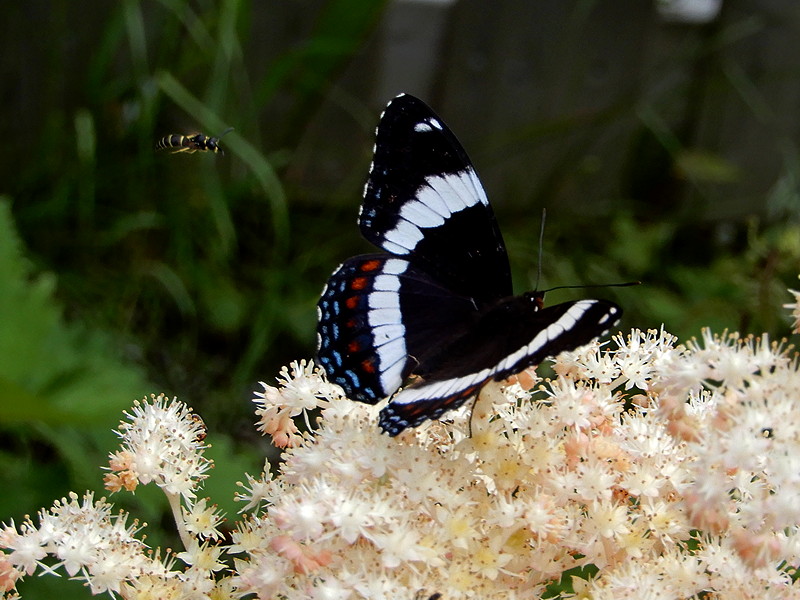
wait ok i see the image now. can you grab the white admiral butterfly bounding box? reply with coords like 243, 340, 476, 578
317, 94, 621, 436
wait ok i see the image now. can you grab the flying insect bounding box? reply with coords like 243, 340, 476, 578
155, 127, 233, 155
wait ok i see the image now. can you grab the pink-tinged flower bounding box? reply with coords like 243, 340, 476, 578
730, 528, 782, 569
253, 360, 343, 447
270, 535, 332, 574
503, 366, 541, 390
0, 553, 23, 592
522, 494, 567, 544
109, 395, 211, 501
230, 552, 290, 598
104, 450, 140, 493
683, 488, 731, 534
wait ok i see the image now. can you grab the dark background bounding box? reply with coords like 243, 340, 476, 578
2, 1, 799, 596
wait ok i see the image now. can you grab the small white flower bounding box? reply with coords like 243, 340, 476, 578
175, 540, 226, 572
235, 461, 276, 512
1, 493, 158, 595
253, 360, 343, 447
367, 527, 427, 568
182, 498, 225, 541
109, 395, 211, 500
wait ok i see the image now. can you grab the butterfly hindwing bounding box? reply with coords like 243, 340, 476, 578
317, 254, 478, 404
360, 94, 512, 305
379, 298, 621, 435
317, 256, 406, 403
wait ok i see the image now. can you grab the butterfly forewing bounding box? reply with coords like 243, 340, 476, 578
360, 94, 512, 305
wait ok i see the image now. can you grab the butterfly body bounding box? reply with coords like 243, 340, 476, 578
316, 94, 621, 436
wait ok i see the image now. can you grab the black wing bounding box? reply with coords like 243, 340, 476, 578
379, 297, 621, 436
359, 94, 511, 306
316, 255, 478, 404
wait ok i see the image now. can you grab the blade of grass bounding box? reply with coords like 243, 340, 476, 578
74, 108, 97, 228
123, 0, 149, 83
154, 0, 215, 51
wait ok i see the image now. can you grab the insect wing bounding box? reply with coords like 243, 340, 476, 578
317, 254, 477, 404
360, 94, 511, 305
379, 298, 621, 435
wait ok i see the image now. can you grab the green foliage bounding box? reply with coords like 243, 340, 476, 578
0, 196, 147, 517
608, 215, 797, 339
504, 206, 798, 345
9, 0, 386, 423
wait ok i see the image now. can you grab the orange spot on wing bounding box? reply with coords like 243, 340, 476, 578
361, 359, 376, 373
346, 296, 359, 309
348, 341, 361, 352
360, 260, 381, 272
351, 277, 368, 290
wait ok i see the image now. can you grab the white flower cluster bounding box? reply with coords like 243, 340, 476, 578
1, 290, 800, 599
0, 396, 227, 599
235, 325, 800, 599
0, 493, 156, 597
105, 394, 212, 500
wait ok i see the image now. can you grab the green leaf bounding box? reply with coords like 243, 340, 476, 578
0, 197, 153, 523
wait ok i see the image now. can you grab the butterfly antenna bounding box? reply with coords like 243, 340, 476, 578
218, 127, 235, 139
535, 208, 546, 291
539, 280, 641, 294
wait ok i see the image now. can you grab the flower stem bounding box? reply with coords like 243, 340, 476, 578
166, 490, 193, 551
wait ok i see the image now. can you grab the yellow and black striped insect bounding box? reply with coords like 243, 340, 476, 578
155, 127, 233, 155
